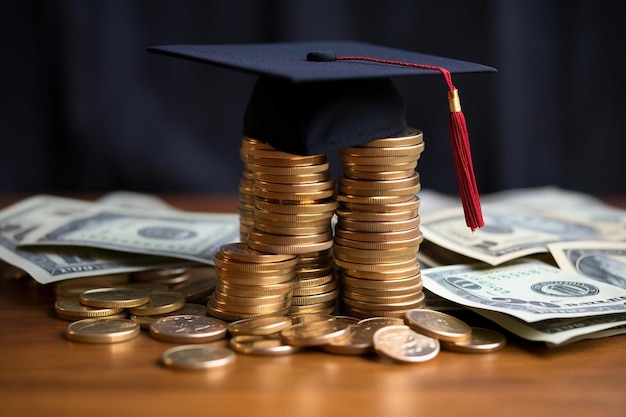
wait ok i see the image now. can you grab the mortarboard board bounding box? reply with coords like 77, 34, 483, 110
147, 41, 496, 230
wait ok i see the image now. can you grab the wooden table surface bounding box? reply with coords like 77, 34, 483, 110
1, 194, 625, 417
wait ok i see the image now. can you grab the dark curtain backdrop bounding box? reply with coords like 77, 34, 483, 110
2, 0, 625, 197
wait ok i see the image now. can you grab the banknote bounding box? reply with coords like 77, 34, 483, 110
18, 203, 240, 265
420, 204, 609, 265
548, 241, 626, 290
0, 195, 193, 284
472, 308, 626, 346
421, 259, 626, 323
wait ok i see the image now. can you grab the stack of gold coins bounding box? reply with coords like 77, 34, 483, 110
238, 137, 263, 241
289, 249, 338, 315
207, 242, 299, 321
334, 127, 426, 319
239, 137, 339, 314
243, 137, 337, 255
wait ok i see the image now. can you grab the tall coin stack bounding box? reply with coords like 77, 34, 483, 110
208, 242, 298, 321
238, 137, 339, 314
334, 127, 426, 319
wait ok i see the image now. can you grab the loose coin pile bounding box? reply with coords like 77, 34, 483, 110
334, 127, 426, 318
208, 242, 298, 320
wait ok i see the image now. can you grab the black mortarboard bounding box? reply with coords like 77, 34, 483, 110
147, 40, 496, 230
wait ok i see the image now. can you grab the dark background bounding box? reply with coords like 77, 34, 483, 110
2, 0, 625, 197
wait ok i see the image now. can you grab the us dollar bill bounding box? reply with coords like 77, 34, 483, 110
421, 259, 626, 323
472, 308, 626, 346
548, 241, 626, 290
420, 186, 626, 265
17, 200, 240, 266
0, 195, 193, 284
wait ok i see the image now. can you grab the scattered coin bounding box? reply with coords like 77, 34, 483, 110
55, 298, 124, 320
372, 325, 440, 363
440, 327, 507, 353
79, 287, 150, 309
227, 315, 293, 336
280, 318, 350, 347
128, 291, 186, 316
161, 345, 236, 370
230, 335, 301, 356
149, 315, 228, 344
65, 318, 140, 344
404, 309, 472, 343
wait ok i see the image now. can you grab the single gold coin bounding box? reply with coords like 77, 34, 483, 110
340, 196, 420, 212
342, 168, 416, 181
130, 303, 208, 329
343, 282, 424, 298
55, 298, 124, 319
280, 318, 350, 347
247, 239, 334, 255
229, 335, 302, 355
254, 178, 335, 193
341, 160, 417, 172
65, 318, 140, 344
128, 291, 187, 316
343, 265, 421, 281
253, 187, 335, 201
404, 309, 472, 343
254, 207, 333, 223
161, 345, 236, 370
219, 242, 297, 263
292, 280, 337, 297
288, 301, 336, 315
360, 127, 423, 147
217, 280, 297, 297
335, 194, 416, 205
149, 315, 228, 344
247, 161, 330, 176
335, 258, 418, 272
440, 327, 507, 353
336, 208, 418, 222
339, 148, 424, 165
252, 221, 331, 236
227, 315, 294, 336
255, 198, 338, 214
372, 325, 440, 363
335, 227, 422, 243
290, 313, 335, 325
208, 296, 291, 315
334, 236, 422, 251
206, 303, 290, 322
339, 173, 420, 190
213, 291, 290, 307
337, 217, 421, 233
214, 252, 299, 272
341, 273, 422, 290
254, 171, 330, 184
342, 292, 425, 312
340, 144, 424, 158
79, 288, 150, 309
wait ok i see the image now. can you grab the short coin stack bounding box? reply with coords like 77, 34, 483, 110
289, 249, 338, 315
207, 242, 298, 320
334, 127, 426, 318
239, 136, 339, 313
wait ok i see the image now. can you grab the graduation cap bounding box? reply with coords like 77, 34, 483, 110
147, 41, 495, 230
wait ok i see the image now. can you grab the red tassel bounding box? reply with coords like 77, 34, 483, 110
448, 90, 484, 230
335, 55, 485, 230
